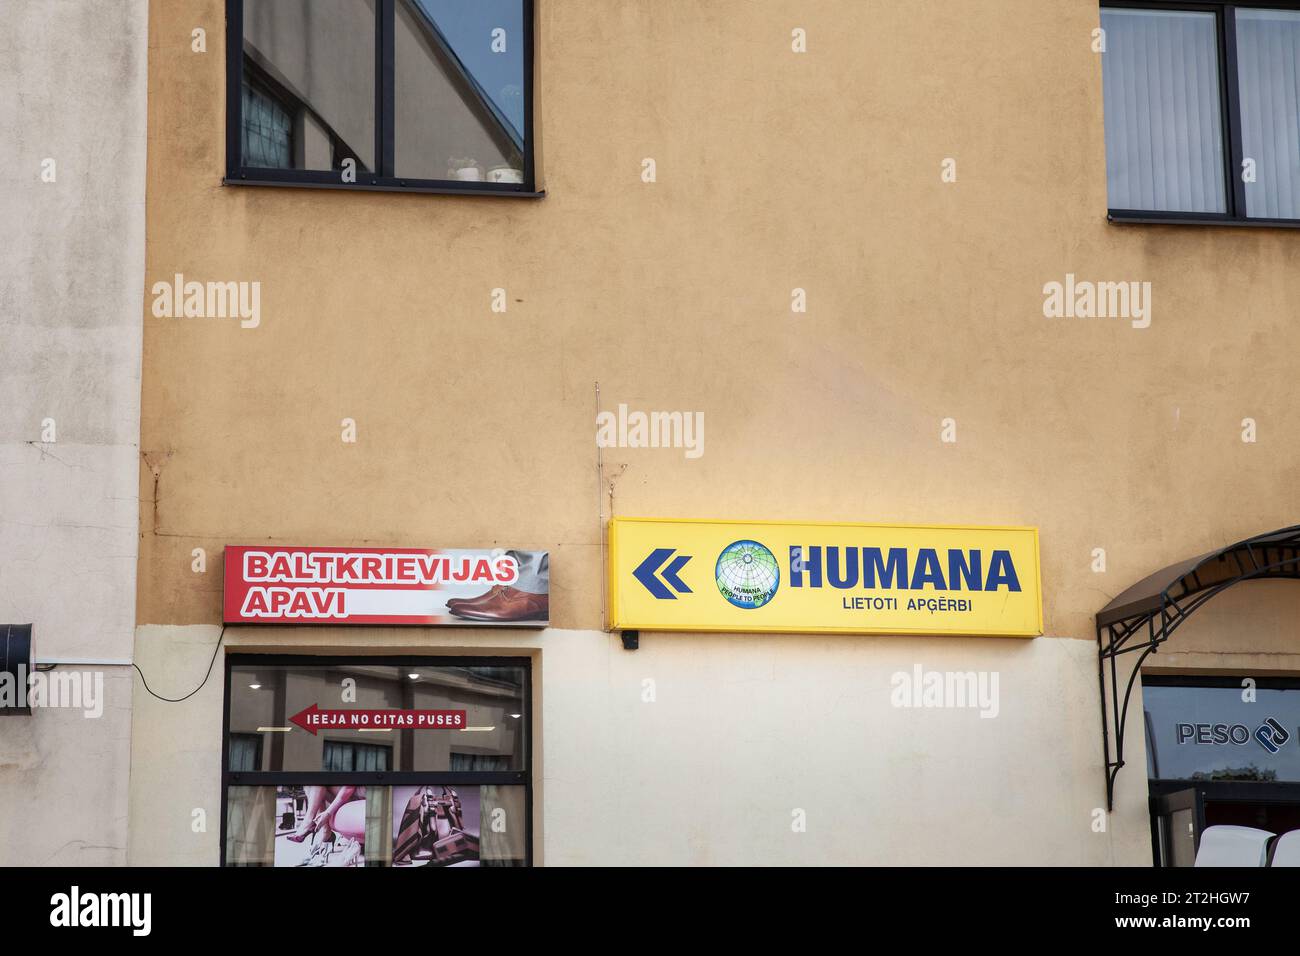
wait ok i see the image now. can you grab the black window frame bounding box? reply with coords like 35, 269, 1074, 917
224, 0, 541, 198
1102, 0, 1300, 227
219, 653, 533, 866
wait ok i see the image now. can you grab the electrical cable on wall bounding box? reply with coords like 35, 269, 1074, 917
132, 625, 226, 703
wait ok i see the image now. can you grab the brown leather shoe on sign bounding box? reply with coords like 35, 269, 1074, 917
445, 585, 508, 613
448, 587, 548, 623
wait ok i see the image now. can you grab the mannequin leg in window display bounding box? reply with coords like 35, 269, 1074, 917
447, 550, 548, 622
289, 785, 356, 842
317, 799, 366, 868
276, 786, 367, 867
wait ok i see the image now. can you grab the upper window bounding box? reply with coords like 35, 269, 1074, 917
227, 0, 537, 195
1101, 3, 1300, 225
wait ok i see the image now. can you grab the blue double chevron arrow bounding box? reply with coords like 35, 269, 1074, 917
633, 548, 693, 599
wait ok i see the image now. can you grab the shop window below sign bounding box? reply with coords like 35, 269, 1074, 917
223, 656, 531, 866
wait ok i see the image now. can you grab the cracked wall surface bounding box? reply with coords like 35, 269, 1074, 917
0, 0, 148, 865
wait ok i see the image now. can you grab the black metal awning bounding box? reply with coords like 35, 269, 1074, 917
1097, 526, 1300, 810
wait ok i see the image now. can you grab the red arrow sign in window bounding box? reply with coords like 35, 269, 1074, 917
289, 703, 468, 735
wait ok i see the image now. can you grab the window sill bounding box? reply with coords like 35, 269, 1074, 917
1108, 211, 1300, 229
222, 176, 545, 199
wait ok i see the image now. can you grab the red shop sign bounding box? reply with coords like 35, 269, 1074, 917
222, 546, 549, 627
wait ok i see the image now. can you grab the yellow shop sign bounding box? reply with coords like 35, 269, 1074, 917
608, 518, 1042, 637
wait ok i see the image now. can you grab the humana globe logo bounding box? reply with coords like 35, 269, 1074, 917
715, 540, 780, 609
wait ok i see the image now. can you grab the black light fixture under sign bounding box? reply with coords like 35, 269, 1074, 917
0, 625, 33, 716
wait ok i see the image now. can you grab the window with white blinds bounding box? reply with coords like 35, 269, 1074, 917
1101, 8, 1227, 214
1236, 9, 1300, 219
1100, 3, 1300, 224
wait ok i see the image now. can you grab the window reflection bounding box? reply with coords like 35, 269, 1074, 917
242, 0, 376, 171
395, 0, 526, 181
323, 740, 391, 772
228, 662, 527, 772
241, 81, 293, 168
1144, 681, 1300, 782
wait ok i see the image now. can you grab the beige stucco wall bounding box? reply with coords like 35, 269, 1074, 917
1142, 584, 1300, 676
138, 0, 1300, 637
132, 0, 1300, 865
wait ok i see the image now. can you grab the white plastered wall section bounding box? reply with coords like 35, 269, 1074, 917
0, 0, 149, 864
130, 625, 1150, 866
